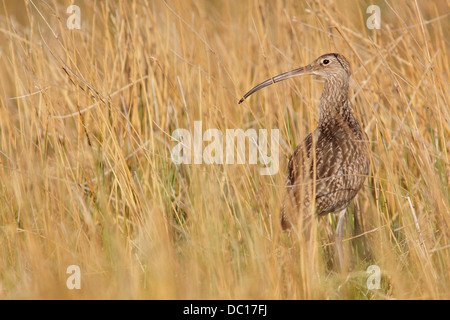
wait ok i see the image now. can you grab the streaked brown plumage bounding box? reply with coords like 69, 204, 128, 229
239, 53, 369, 267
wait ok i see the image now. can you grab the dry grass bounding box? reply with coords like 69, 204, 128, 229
0, 0, 448, 299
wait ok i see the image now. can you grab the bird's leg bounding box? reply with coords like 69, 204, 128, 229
335, 209, 347, 271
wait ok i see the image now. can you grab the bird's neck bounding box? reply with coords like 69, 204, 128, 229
318, 76, 352, 126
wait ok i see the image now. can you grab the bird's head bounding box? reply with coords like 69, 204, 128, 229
308, 53, 351, 79
238, 53, 351, 104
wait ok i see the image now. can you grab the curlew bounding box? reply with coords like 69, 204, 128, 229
239, 53, 369, 268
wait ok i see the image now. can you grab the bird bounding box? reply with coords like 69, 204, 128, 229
238, 53, 369, 269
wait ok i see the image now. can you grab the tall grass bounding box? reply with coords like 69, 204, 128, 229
0, 0, 448, 299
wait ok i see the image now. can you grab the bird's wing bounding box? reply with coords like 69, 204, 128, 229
314, 129, 347, 198
286, 128, 352, 214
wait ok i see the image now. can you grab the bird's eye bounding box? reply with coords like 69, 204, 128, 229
323, 59, 330, 65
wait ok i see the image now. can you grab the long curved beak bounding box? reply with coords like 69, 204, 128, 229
238, 66, 309, 104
